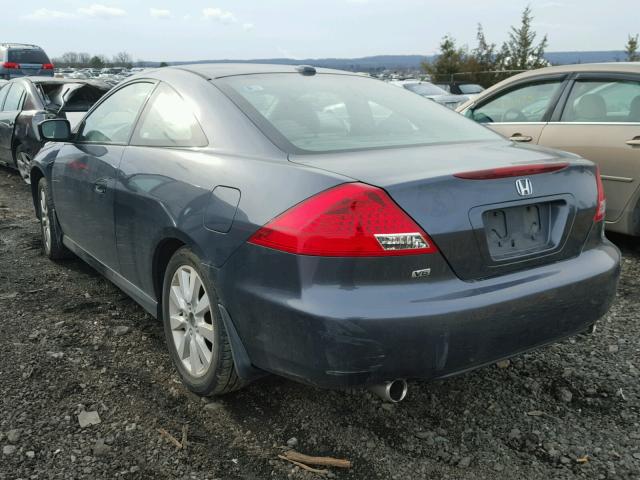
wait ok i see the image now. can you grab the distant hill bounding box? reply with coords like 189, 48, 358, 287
545, 51, 627, 64
145, 51, 629, 71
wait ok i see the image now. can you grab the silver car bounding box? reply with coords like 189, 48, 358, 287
391, 80, 468, 109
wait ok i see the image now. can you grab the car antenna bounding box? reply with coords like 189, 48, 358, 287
296, 65, 316, 76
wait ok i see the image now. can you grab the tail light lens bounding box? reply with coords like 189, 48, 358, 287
594, 166, 606, 223
248, 183, 437, 256
42, 63, 54, 70
3, 62, 19, 69
454, 162, 569, 179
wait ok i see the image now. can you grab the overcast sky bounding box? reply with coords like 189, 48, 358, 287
5, 0, 637, 62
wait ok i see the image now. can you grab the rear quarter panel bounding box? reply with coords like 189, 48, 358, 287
115, 147, 351, 300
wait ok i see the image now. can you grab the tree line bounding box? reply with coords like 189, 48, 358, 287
425, 6, 640, 87
51, 51, 137, 69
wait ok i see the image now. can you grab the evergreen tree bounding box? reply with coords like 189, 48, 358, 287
499, 6, 549, 70
422, 35, 468, 80
468, 24, 500, 86
625, 34, 639, 61
89, 56, 105, 69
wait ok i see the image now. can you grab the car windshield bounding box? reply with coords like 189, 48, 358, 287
403, 82, 448, 96
217, 74, 498, 153
458, 84, 484, 94
8, 49, 49, 64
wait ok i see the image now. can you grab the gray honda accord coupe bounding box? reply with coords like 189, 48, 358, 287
30, 64, 620, 401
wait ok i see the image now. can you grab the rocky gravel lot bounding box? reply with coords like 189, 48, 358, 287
1, 167, 639, 480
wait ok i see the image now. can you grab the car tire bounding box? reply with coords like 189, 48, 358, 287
15, 145, 33, 185
162, 247, 244, 396
37, 178, 72, 260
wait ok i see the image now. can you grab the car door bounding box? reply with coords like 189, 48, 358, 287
116, 82, 209, 295
52, 81, 156, 269
539, 74, 640, 226
464, 75, 568, 144
0, 83, 25, 164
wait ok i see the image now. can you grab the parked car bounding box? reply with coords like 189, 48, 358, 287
434, 81, 485, 99
0, 43, 54, 80
0, 77, 109, 183
458, 63, 640, 236
390, 80, 468, 109
31, 64, 619, 401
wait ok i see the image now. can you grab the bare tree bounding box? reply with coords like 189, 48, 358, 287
112, 51, 133, 68
78, 52, 91, 65
59, 51, 80, 66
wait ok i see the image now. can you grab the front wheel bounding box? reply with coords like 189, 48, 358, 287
162, 247, 244, 396
16, 145, 32, 185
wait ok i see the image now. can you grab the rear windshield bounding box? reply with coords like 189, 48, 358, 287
217, 74, 498, 153
458, 84, 484, 94
8, 49, 49, 64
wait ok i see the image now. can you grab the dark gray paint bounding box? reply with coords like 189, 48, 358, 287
31, 64, 621, 388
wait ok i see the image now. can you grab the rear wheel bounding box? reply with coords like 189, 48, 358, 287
162, 247, 243, 396
37, 178, 71, 259
15, 145, 32, 185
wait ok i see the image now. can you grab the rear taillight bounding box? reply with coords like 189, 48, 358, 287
2, 62, 19, 69
594, 166, 606, 223
42, 63, 54, 70
454, 163, 569, 180
248, 183, 437, 256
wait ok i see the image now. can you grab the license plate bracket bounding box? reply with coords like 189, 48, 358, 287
483, 203, 553, 260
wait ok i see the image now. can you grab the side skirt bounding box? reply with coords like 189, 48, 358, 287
62, 236, 158, 318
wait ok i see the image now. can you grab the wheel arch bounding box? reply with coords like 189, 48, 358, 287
152, 237, 186, 316
30, 166, 46, 218
631, 195, 640, 236
11, 138, 21, 166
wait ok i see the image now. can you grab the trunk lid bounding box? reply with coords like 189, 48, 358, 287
42, 82, 110, 129
290, 140, 599, 280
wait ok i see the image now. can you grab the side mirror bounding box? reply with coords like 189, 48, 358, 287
38, 119, 72, 142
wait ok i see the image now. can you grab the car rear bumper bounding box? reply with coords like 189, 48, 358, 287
0, 70, 54, 79
217, 241, 620, 388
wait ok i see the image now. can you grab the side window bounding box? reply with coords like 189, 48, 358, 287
78, 82, 155, 144
470, 80, 564, 123
3, 84, 25, 112
560, 79, 640, 123
0, 84, 9, 110
131, 83, 207, 147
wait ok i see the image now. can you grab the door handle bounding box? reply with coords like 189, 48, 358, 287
509, 134, 533, 143
93, 179, 108, 195
626, 136, 640, 146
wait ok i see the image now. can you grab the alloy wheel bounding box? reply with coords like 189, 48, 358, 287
16, 151, 32, 185
168, 266, 215, 377
39, 186, 51, 254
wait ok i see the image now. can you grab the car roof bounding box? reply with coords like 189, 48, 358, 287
460, 62, 640, 110
0, 43, 44, 50
508, 62, 640, 79
172, 63, 356, 79
8, 76, 111, 90
12, 76, 101, 85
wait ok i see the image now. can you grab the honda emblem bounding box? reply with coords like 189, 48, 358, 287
515, 178, 533, 196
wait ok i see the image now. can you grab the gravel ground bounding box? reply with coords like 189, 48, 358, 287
1, 167, 639, 480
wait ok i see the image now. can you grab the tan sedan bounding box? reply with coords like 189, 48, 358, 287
458, 63, 640, 236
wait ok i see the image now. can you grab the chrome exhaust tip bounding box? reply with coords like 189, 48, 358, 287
369, 379, 408, 403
